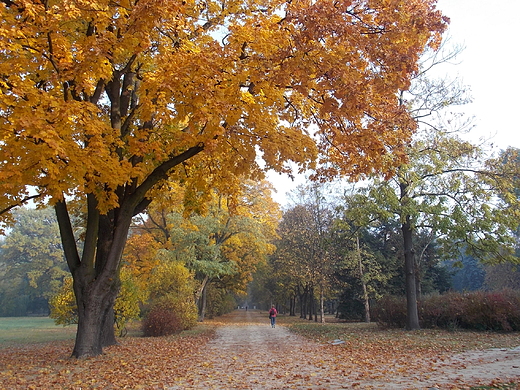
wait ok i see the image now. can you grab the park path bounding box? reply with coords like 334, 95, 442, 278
166, 310, 520, 389
166, 310, 333, 389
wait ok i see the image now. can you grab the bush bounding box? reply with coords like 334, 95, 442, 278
374, 290, 520, 331
371, 295, 407, 328
142, 301, 183, 337
49, 277, 78, 325
141, 294, 198, 337
459, 290, 520, 331
145, 260, 198, 330
420, 291, 466, 330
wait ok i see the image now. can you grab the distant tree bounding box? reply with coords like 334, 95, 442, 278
449, 256, 485, 292
485, 262, 520, 291
0, 207, 68, 316
272, 205, 318, 319
348, 38, 520, 329
273, 183, 337, 322
164, 181, 279, 321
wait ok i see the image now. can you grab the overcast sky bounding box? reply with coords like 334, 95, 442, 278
436, 0, 520, 149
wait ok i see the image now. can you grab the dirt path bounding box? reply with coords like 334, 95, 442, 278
166, 311, 520, 389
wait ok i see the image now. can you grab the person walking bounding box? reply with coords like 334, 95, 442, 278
269, 305, 278, 328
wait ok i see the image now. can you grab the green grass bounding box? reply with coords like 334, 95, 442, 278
0, 318, 214, 349
0, 317, 77, 347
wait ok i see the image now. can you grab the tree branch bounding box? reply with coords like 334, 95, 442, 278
54, 199, 81, 273
128, 143, 205, 212
0, 194, 41, 216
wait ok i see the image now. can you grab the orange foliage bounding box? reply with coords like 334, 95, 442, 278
0, 0, 448, 215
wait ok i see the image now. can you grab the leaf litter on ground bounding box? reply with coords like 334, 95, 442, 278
1, 311, 520, 389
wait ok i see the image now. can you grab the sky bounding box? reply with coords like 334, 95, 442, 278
436, 0, 520, 148
268, 0, 520, 206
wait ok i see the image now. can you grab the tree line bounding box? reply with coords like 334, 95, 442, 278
1, 137, 518, 329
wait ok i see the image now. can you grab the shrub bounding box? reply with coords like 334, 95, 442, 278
141, 294, 198, 337
371, 295, 407, 328
49, 277, 78, 325
142, 301, 182, 337
375, 290, 520, 331
420, 291, 466, 330
145, 260, 198, 330
459, 290, 520, 331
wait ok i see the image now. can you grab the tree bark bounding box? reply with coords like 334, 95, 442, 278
290, 295, 296, 316
198, 281, 209, 322
402, 216, 420, 330
319, 287, 325, 323
195, 276, 211, 322
68, 210, 131, 357
299, 286, 307, 319
357, 235, 371, 323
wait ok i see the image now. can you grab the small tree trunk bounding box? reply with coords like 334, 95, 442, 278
319, 288, 325, 324
309, 286, 316, 321
300, 289, 307, 319
402, 216, 420, 330
357, 235, 371, 323
197, 280, 210, 322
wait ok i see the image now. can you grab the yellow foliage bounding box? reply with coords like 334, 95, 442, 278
49, 277, 77, 326
147, 260, 198, 330
50, 270, 143, 334
0, 0, 448, 219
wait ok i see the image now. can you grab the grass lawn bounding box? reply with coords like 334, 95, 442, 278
0, 317, 77, 347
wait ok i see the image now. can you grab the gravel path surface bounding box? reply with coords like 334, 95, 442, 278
166, 311, 520, 389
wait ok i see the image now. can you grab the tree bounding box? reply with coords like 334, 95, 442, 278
0, 207, 68, 316
167, 183, 278, 321
128, 179, 279, 321
330, 222, 392, 322
0, 0, 447, 357
273, 205, 319, 319
347, 129, 520, 330
273, 184, 336, 323
336, 39, 520, 329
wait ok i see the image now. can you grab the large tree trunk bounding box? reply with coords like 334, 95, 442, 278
55, 197, 133, 358
402, 216, 420, 330
72, 276, 119, 357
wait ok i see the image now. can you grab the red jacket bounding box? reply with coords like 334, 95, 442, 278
269, 308, 277, 317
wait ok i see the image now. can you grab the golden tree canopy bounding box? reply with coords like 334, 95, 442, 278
0, 0, 448, 216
